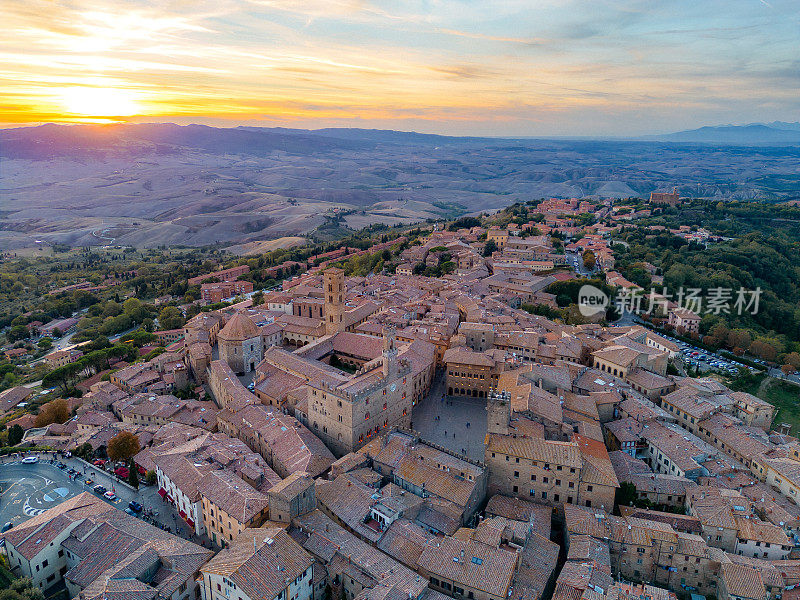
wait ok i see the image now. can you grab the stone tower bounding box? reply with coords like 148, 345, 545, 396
218, 312, 262, 375
324, 268, 345, 335
382, 326, 398, 377
487, 389, 511, 435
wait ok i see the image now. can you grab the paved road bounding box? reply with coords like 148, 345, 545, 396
768, 367, 800, 386
565, 250, 596, 278
412, 370, 487, 462
0, 455, 207, 546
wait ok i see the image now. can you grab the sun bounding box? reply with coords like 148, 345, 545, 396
59, 87, 143, 117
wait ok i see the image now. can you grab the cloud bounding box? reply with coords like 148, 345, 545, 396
1, 0, 798, 134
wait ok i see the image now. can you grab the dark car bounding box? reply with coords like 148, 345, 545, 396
1, 522, 13, 533
128, 501, 143, 513
93, 485, 107, 495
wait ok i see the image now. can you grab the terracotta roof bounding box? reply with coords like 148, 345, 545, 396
219, 312, 260, 341
417, 537, 517, 598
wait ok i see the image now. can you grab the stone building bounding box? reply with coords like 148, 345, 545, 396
307, 328, 414, 456
324, 267, 346, 335
218, 312, 263, 375
484, 393, 618, 511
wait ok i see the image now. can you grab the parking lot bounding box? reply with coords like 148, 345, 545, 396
675, 340, 760, 376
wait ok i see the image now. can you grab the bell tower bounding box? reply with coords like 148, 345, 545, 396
382, 326, 398, 377
324, 268, 345, 335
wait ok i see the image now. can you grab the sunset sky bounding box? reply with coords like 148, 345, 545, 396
2, 0, 799, 136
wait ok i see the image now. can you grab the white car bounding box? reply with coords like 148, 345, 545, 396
21, 456, 39, 464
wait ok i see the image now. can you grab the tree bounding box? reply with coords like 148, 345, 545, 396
74, 442, 94, 460
7, 325, 29, 342
34, 398, 69, 427
783, 352, 800, 370
483, 239, 497, 256
158, 306, 185, 330
107, 431, 140, 462
42, 361, 84, 392
3, 578, 45, 600
751, 339, 778, 362
782, 364, 796, 375
8, 423, 24, 446
145, 470, 157, 486
128, 459, 139, 488
582, 250, 596, 271
727, 329, 752, 351
616, 481, 637, 507
37, 337, 53, 350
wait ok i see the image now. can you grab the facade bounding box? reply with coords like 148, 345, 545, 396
307, 330, 414, 456
199, 469, 270, 547
668, 307, 701, 333
188, 264, 250, 286
484, 395, 618, 511
46, 349, 84, 368
444, 346, 504, 398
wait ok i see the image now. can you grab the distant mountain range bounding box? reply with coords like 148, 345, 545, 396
1, 121, 798, 251
651, 122, 800, 145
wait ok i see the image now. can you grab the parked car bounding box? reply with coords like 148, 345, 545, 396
21, 456, 38, 464
93, 485, 107, 495
84, 479, 94, 486
128, 501, 143, 512
104, 491, 117, 501
1, 522, 13, 533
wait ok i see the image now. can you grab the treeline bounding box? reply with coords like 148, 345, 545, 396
614, 203, 800, 363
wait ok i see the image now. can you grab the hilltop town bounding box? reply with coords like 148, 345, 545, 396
2, 193, 800, 600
